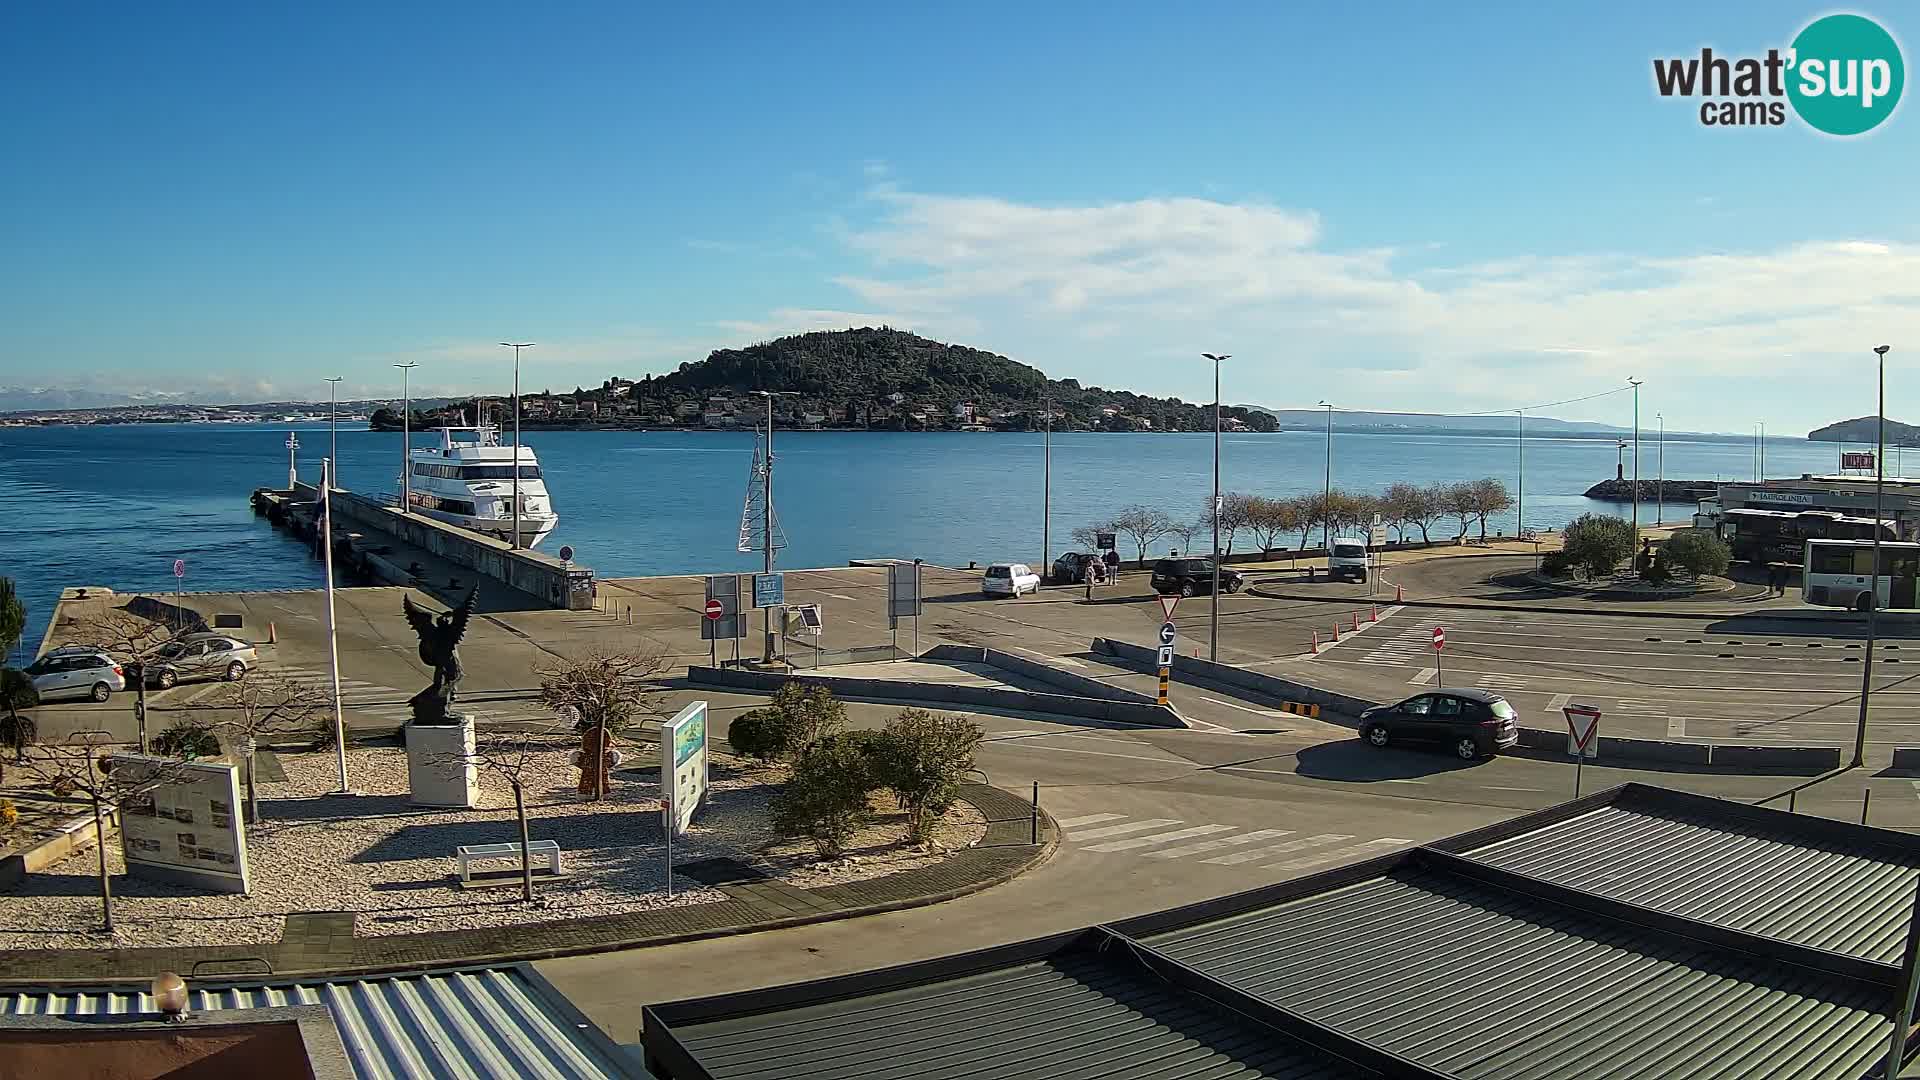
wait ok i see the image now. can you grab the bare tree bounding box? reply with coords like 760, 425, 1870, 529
1443, 482, 1478, 541
1244, 496, 1292, 558
537, 646, 665, 800
1068, 522, 1108, 551
204, 671, 324, 829
1296, 493, 1327, 550
1165, 518, 1200, 556
71, 606, 177, 753
1469, 477, 1515, 540
430, 723, 571, 904
19, 732, 191, 933
1200, 493, 1252, 556
1111, 505, 1174, 563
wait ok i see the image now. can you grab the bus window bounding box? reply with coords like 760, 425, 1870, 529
1811, 545, 1857, 575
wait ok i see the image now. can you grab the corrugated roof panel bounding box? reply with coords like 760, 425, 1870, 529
1463, 804, 1920, 963
0, 967, 636, 1080
1146, 864, 1893, 1080
672, 948, 1378, 1079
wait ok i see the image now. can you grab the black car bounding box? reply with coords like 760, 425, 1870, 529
1051, 552, 1100, 585
1358, 689, 1520, 760
1150, 557, 1244, 597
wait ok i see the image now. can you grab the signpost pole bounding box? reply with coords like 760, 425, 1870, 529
1575, 749, 1584, 799
912, 559, 922, 658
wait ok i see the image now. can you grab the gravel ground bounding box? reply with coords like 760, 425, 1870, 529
0, 744, 986, 950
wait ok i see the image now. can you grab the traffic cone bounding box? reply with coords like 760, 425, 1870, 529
1331, 623, 1341, 640
1352, 612, 1361, 631
1371, 604, 1379, 622
267, 621, 276, 644
1395, 583, 1404, 602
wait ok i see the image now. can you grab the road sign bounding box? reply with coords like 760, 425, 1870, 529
704, 599, 724, 621
752, 572, 784, 609
559, 544, 574, 563
1156, 644, 1175, 668
173, 559, 186, 579
1158, 594, 1179, 621
1431, 627, 1446, 651
887, 561, 923, 627
1369, 523, 1388, 548
1096, 531, 1116, 551
1159, 621, 1177, 647
701, 575, 746, 642
1564, 703, 1601, 759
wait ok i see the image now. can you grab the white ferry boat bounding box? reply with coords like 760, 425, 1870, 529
405, 422, 558, 547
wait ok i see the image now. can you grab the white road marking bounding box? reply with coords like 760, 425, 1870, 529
1084, 824, 1237, 852
1407, 668, 1436, 685
1911, 781, 1920, 802
1200, 696, 1286, 718
1546, 693, 1571, 711
1055, 813, 1126, 829
1484, 786, 1545, 793
1265, 837, 1411, 871
1203, 833, 1354, 866
1382, 778, 1427, 785
1667, 716, 1686, 738
817, 592, 856, 601
987, 743, 1189, 767
1068, 818, 1182, 841
1146, 829, 1297, 859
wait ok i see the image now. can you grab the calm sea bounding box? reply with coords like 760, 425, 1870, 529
0, 422, 1857, 656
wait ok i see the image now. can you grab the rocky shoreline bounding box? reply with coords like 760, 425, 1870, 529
1583, 478, 1719, 502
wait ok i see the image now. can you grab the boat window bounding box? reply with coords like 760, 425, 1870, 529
460, 465, 541, 480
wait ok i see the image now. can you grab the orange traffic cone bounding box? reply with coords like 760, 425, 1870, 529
1371, 604, 1379, 622
1395, 583, 1404, 602
1352, 612, 1361, 631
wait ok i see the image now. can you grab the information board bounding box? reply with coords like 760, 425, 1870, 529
752, 572, 785, 609
661, 701, 710, 836
112, 754, 251, 894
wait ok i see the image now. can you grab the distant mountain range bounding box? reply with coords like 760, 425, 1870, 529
1239, 406, 1632, 437
0, 386, 199, 412
1807, 416, 1920, 443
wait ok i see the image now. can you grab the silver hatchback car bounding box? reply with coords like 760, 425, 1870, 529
24, 647, 127, 702
144, 633, 257, 689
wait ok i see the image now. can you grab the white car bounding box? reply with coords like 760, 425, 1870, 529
981, 563, 1041, 598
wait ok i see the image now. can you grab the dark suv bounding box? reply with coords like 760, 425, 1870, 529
1051, 552, 1099, 584
1358, 689, 1520, 760
1151, 558, 1244, 597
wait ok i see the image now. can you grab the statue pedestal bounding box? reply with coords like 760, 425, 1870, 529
406, 717, 478, 808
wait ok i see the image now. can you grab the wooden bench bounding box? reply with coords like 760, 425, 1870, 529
457, 841, 562, 884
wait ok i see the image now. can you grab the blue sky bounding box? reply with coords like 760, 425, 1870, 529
2, 2, 1915, 432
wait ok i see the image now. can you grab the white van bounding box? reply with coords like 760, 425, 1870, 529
981, 563, 1041, 598
1328, 537, 1370, 583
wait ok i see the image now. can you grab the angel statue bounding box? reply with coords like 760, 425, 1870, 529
402, 588, 476, 725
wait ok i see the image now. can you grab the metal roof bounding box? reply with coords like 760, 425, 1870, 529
1452, 787, 1920, 964
0, 964, 641, 1080
1145, 856, 1894, 1079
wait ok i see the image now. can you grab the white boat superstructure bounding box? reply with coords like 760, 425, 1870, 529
405, 424, 558, 547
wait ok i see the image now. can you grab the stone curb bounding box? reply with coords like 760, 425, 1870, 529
1246, 583, 1845, 623
0, 784, 1059, 987
687, 665, 1188, 728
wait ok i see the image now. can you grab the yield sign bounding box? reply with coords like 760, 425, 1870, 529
1431, 626, 1446, 651
1158, 594, 1180, 621
1563, 703, 1601, 759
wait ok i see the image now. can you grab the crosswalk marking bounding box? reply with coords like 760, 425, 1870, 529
1145, 828, 1296, 859
1066, 818, 1182, 841
1264, 838, 1411, 872
1202, 833, 1354, 866
1056, 813, 1127, 830
1083, 824, 1236, 853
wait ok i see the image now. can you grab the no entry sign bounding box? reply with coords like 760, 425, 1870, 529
704, 599, 724, 621
1431, 626, 1445, 651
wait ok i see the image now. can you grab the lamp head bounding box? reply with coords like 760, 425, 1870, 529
151, 971, 189, 1021
1876, 345, 1892, 356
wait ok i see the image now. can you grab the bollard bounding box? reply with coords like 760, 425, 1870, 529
1370, 604, 1379, 622
1031, 781, 1039, 845
1788, 789, 1796, 813
1311, 630, 1320, 651
1863, 788, 1872, 825
267, 621, 277, 644
1352, 612, 1361, 632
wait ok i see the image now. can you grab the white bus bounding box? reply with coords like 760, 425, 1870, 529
1802, 539, 1920, 610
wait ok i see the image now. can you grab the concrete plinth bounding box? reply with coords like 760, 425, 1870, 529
406, 717, 478, 808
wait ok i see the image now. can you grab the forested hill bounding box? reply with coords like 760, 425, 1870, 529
636, 327, 1276, 432
1808, 416, 1920, 443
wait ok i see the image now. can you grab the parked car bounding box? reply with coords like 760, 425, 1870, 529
1051, 552, 1099, 584
981, 563, 1041, 598
143, 632, 258, 689
1359, 689, 1520, 760
1151, 557, 1244, 597
22, 647, 126, 703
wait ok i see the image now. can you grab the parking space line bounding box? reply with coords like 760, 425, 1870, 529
1055, 813, 1126, 829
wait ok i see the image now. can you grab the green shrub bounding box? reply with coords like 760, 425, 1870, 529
770, 735, 880, 858
727, 708, 784, 762
869, 709, 985, 844
1562, 514, 1635, 580
1538, 551, 1575, 578
153, 720, 221, 760
1661, 530, 1732, 578
1643, 556, 1672, 585
767, 682, 847, 753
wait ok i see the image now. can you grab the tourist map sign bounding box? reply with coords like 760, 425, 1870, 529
112, 754, 250, 894
752, 572, 785, 609
661, 700, 710, 836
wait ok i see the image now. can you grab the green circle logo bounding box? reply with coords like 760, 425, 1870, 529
1788, 14, 1905, 135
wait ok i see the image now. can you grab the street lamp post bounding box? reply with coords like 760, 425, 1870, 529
1041, 393, 1052, 575
754, 390, 798, 663
1516, 409, 1525, 538
320, 455, 350, 794
498, 344, 534, 548
325, 377, 343, 487
1628, 378, 1642, 555
1656, 412, 1665, 526
1202, 354, 1231, 661
285, 432, 299, 490
1760, 421, 1767, 480
394, 362, 417, 513
1317, 401, 1334, 552
1854, 345, 1894, 769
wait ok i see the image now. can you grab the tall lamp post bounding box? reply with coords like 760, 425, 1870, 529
1655, 412, 1665, 526
1041, 393, 1052, 576
1628, 378, 1642, 555
1854, 344, 1894, 769
325, 377, 343, 487
1516, 409, 1525, 538
498, 343, 535, 548
1317, 401, 1334, 552
1202, 353, 1231, 661
320, 452, 350, 794
394, 361, 418, 513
